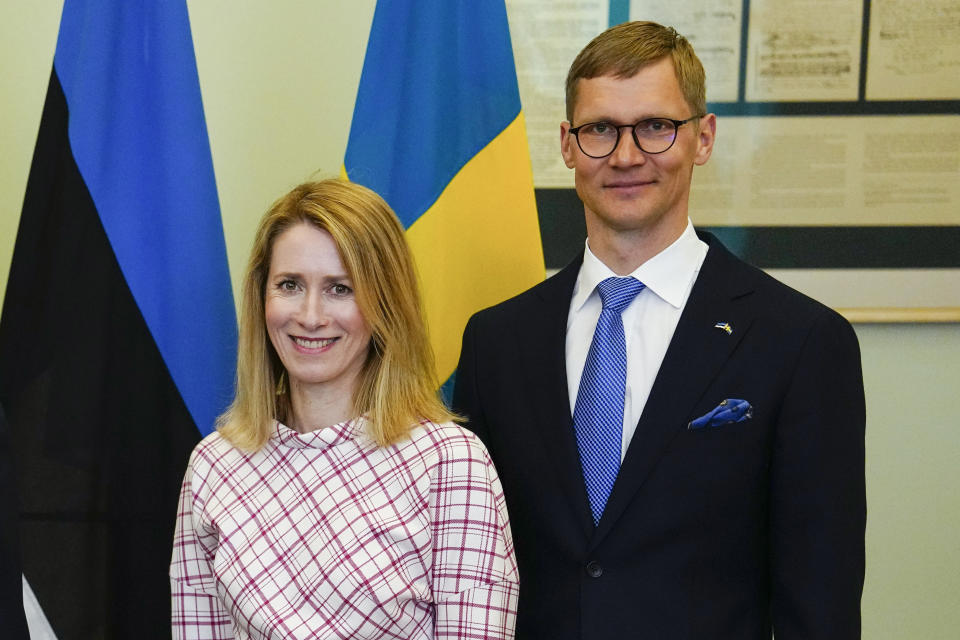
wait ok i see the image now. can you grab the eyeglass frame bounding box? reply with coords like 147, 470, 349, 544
567, 115, 705, 158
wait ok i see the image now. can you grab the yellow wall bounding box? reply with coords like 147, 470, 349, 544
1, 3, 957, 637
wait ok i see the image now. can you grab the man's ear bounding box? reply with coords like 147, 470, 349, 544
694, 113, 716, 166
560, 121, 576, 168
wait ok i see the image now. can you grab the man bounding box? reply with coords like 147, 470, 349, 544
453, 21, 865, 639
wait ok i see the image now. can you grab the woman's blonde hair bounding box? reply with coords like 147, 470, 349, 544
217, 178, 455, 451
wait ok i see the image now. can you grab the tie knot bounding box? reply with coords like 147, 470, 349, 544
596, 276, 645, 312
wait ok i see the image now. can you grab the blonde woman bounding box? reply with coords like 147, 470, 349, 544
170, 179, 518, 639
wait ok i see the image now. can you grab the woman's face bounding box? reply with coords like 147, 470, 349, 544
264, 223, 372, 400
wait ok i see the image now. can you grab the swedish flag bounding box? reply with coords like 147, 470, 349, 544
344, 0, 545, 389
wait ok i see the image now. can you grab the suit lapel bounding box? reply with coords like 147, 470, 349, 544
592, 235, 759, 545
521, 258, 596, 535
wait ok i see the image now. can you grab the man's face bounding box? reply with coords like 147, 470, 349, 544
560, 57, 715, 251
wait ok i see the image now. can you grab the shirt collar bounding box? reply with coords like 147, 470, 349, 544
571, 220, 707, 312
272, 416, 365, 450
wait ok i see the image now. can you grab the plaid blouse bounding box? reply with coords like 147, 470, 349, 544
171, 419, 518, 639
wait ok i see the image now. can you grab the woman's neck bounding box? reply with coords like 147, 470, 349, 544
286, 377, 358, 434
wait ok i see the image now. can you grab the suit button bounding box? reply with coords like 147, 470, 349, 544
585, 561, 603, 578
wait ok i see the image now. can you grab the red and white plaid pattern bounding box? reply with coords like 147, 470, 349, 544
171, 419, 518, 639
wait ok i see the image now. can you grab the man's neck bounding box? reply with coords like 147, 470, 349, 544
585, 218, 687, 275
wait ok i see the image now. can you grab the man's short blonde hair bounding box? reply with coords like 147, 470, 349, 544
565, 21, 706, 122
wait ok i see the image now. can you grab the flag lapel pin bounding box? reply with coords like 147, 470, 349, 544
713, 321, 733, 335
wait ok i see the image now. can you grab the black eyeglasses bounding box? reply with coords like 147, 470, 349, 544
568, 116, 703, 157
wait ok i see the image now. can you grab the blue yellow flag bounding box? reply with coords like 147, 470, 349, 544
0, 0, 235, 633
344, 0, 545, 386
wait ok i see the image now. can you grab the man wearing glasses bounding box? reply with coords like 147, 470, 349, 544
454, 21, 865, 639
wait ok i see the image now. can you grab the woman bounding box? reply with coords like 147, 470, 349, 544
170, 179, 518, 639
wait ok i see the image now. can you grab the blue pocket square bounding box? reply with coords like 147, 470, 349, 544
688, 399, 753, 429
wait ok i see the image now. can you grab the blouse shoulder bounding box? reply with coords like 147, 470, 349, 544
187, 428, 255, 476
405, 420, 494, 468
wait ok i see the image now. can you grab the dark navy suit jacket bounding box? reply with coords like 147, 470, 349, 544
453, 232, 866, 639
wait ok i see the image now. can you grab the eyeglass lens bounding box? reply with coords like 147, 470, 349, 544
576, 119, 678, 157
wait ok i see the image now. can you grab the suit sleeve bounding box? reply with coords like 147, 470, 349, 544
770, 309, 866, 639
453, 314, 490, 447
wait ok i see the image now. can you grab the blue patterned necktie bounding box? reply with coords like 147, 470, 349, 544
573, 276, 646, 525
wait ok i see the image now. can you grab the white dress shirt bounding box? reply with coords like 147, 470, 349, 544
566, 221, 708, 460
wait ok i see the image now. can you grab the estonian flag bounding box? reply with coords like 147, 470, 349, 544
344, 0, 545, 393
0, 1, 236, 636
